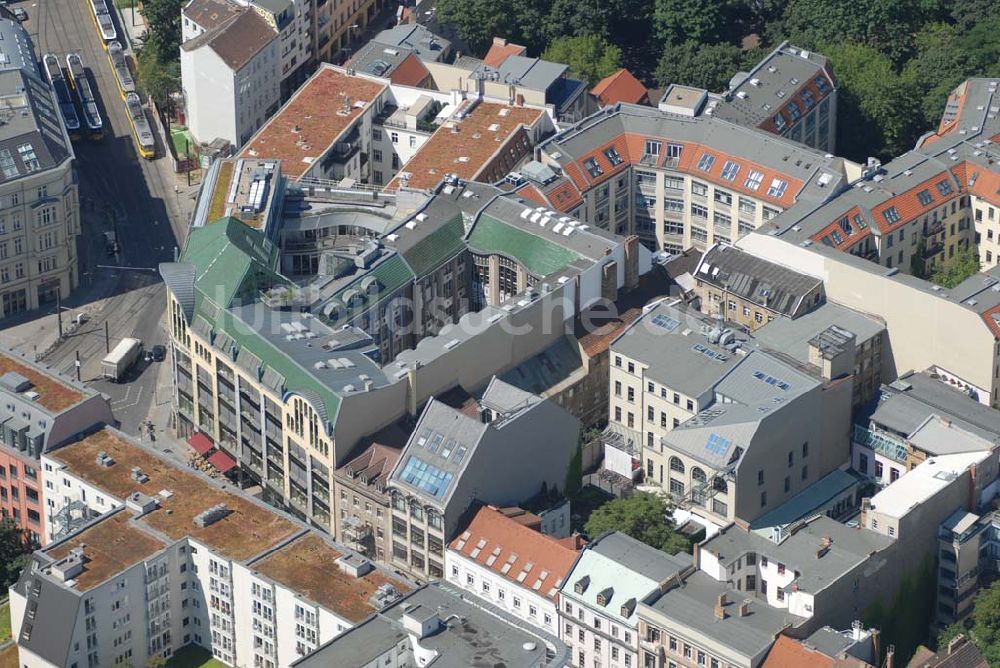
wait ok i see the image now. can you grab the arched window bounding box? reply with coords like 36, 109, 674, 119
692, 467, 707, 484
669, 456, 685, 474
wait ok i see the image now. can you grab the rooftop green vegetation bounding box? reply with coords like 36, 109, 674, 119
400, 213, 466, 278
468, 215, 582, 277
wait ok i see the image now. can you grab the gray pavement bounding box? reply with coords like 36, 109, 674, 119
0, 0, 198, 438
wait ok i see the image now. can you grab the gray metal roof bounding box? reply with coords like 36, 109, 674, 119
480, 377, 539, 414
292, 582, 558, 667
752, 301, 884, 367
907, 415, 995, 456
474, 55, 567, 93
643, 569, 804, 661
372, 24, 450, 62
702, 516, 893, 595
872, 372, 1000, 444
11, 557, 81, 667
0, 21, 73, 185
695, 243, 822, 317
749, 468, 861, 532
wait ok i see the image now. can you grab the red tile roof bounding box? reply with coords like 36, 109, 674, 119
577, 306, 642, 357
982, 304, 1000, 338
241, 66, 387, 180
484, 39, 527, 68
546, 179, 584, 212
449, 505, 583, 601
387, 101, 544, 191
390, 53, 431, 88
517, 183, 548, 206
870, 171, 961, 234
591, 69, 649, 107
761, 636, 836, 668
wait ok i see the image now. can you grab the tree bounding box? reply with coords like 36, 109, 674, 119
546, 0, 656, 73
542, 35, 621, 87
0, 518, 33, 589
584, 492, 692, 554
140, 0, 185, 64
656, 42, 746, 92
135, 47, 180, 107
436, 0, 517, 56
930, 246, 981, 288
653, 0, 732, 47
971, 581, 1000, 664
819, 41, 921, 161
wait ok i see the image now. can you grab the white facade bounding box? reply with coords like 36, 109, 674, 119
444, 550, 559, 635
559, 595, 639, 668
181, 23, 280, 148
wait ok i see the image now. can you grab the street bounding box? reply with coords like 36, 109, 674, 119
2, 0, 193, 437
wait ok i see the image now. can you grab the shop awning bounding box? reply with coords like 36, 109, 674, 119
188, 432, 214, 456
207, 450, 237, 474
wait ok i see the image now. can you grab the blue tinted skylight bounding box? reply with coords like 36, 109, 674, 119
705, 433, 732, 456
399, 456, 454, 498
651, 314, 680, 332
752, 370, 790, 391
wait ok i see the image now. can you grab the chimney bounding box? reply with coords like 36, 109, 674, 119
885, 644, 895, 668
717, 593, 727, 607
714, 604, 726, 620
738, 599, 750, 617
947, 634, 967, 655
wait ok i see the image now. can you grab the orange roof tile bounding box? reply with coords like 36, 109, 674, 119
982, 305, 1000, 339
240, 67, 387, 180
966, 163, 1000, 208
483, 39, 527, 68
871, 171, 961, 234
761, 635, 836, 668
390, 53, 431, 88
546, 179, 585, 212
517, 183, 548, 206
578, 306, 642, 357
387, 101, 543, 191
809, 207, 872, 251
591, 69, 649, 107
449, 505, 582, 601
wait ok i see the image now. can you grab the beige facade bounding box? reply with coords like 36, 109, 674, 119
0, 160, 79, 318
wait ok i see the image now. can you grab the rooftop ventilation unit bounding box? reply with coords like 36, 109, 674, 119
193, 503, 230, 528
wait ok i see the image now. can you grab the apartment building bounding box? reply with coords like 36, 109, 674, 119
637, 517, 892, 668
851, 371, 1000, 487
291, 581, 568, 667
180, 7, 281, 147
692, 243, 825, 330
760, 628, 879, 668
0, 350, 112, 545
445, 504, 582, 635
312, 0, 387, 64
607, 300, 853, 528
712, 42, 838, 153
559, 531, 693, 668
386, 380, 580, 580
532, 91, 853, 254
21, 426, 411, 668
0, 19, 78, 318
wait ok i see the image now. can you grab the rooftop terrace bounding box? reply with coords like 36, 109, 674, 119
50, 428, 300, 562
252, 533, 410, 622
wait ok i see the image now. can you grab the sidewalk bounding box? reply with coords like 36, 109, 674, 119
0, 296, 113, 360
115, 2, 148, 51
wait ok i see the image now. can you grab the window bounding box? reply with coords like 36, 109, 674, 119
757, 470, 765, 485
883, 207, 901, 225
644, 140, 661, 156
917, 189, 933, 206
767, 178, 788, 198
390, 132, 399, 144
721, 160, 740, 181
760, 491, 767, 507
697, 154, 716, 171
744, 170, 764, 191
691, 181, 709, 197
670, 457, 685, 474
584, 157, 603, 177
936, 179, 953, 196
604, 147, 623, 166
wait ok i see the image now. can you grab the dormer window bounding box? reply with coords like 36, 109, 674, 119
596, 587, 613, 606
574, 575, 590, 594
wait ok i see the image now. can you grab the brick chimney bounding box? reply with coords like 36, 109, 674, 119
623, 235, 640, 291
714, 604, 726, 620
738, 599, 751, 617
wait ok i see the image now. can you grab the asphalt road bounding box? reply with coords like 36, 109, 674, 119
12, 0, 187, 434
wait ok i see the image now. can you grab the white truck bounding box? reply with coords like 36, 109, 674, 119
102, 337, 142, 382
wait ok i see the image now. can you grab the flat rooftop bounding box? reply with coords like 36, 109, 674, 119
868, 450, 990, 519
49, 428, 300, 561
0, 351, 84, 413
202, 158, 279, 230
241, 66, 387, 180
44, 511, 167, 591
252, 533, 410, 623
388, 101, 544, 191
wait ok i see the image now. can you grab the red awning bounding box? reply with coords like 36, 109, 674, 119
207, 450, 237, 474
188, 432, 214, 456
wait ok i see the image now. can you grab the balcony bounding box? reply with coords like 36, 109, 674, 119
852, 424, 907, 463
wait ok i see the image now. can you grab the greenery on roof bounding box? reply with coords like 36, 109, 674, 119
468, 214, 582, 277
400, 213, 467, 277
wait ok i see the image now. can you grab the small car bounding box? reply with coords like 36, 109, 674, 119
12, 7, 27, 21
151, 344, 167, 362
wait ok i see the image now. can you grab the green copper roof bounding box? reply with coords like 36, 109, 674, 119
197, 303, 342, 422
468, 214, 582, 277
400, 213, 466, 277
323, 253, 414, 326
181, 218, 286, 308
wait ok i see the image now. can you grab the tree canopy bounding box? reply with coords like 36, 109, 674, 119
140, 0, 184, 64
541, 36, 621, 88
583, 492, 693, 554
0, 518, 33, 589
435, 0, 1000, 161
929, 246, 982, 288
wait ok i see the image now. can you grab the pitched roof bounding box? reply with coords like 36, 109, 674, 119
181, 9, 275, 71
763, 635, 836, 668
467, 213, 583, 277
908, 636, 989, 668
389, 53, 431, 87
449, 505, 582, 601
483, 39, 527, 68
182, 0, 241, 31
591, 69, 649, 107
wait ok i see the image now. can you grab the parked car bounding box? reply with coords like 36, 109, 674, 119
151, 345, 166, 362
12, 7, 27, 21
